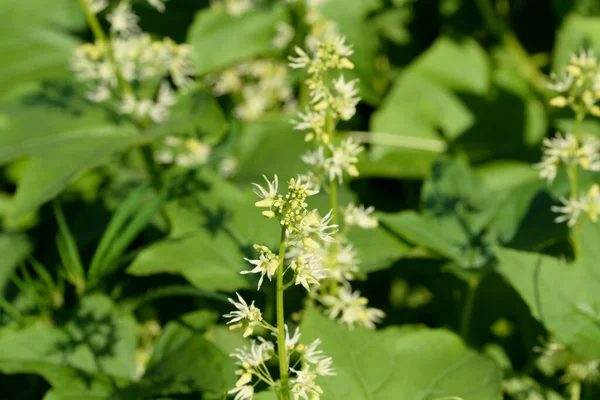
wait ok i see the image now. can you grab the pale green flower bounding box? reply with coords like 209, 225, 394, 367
224, 292, 263, 337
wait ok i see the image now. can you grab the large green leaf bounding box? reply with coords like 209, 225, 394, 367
495, 242, 600, 358
127, 172, 278, 291
381, 156, 551, 268
0, 0, 82, 102
0, 294, 137, 390
187, 5, 288, 75
346, 223, 411, 273
119, 311, 235, 398
300, 309, 502, 399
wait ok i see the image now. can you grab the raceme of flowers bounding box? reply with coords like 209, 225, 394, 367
206, 60, 295, 121
289, 35, 385, 331
548, 49, 600, 118
224, 174, 336, 399
73, 1, 194, 124
538, 48, 600, 229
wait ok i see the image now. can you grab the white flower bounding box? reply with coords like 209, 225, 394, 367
297, 210, 338, 246
107, 2, 140, 37
154, 149, 174, 164
325, 243, 359, 283
231, 338, 275, 367
273, 324, 302, 352
241, 244, 280, 290
343, 203, 378, 229
87, 0, 108, 13
289, 46, 311, 69
320, 286, 385, 329
150, 81, 176, 123
331, 75, 360, 120
228, 385, 254, 400
301, 146, 326, 170
252, 175, 279, 209
302, 338, 325, 364
290, 367, 323, 400
552, 198, 582, 226
315, 356, 335, 376
212, 0, 255, 16
219, 157, 239, 178
86, 84, 111, 103
176, 138, 212, 167
273, 22, 295, 49
170, 44, 194, 88
291, 252, 328, 291
326, 137, 363, 183
148, 0, 166, 12
223, 292, 263, 337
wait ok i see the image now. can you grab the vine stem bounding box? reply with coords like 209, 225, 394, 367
460, 274, 481, 341
76, 0, 162, 188
570, 111, 585, 258
276, 227, 290, 400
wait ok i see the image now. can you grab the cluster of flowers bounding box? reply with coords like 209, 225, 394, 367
289, 36, 385, 330
72, 0, 194, 123
224, 175, 337, 399
207, 0, 342, 122
537, 49, 600, 227
153, 135, 212, 168
207, 60, 295, 121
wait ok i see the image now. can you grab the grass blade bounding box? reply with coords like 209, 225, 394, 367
53, 201, 85, 293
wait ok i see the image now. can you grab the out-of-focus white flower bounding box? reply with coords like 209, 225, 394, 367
292, 109, 326, 142
211, 0, 255, 16
290, 366, 323, 400
343, 203, 378, 229
228, 385, 253, 400
242, 244, 280, 290
87, 0, 108, 13
107, 2, 140, 37
170, 44, 194, 88
175, 138, 212, 167
86, 84, 112, 103
223, 292, 263, 337
150, 81, 176, 123
291, 252, 328, 291
320, 286, 385, 329
536, 132, 600, 184
154, 149, 174, 164
325, 243, 359, 283
147, 0, 166, 12
273, 22, 295, 49
219, 157, 239, 178
551, 197, 583, 226
326, 137, 363, 183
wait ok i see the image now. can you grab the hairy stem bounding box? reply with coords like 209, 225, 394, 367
276, 227, 290, 400
460, 274, 481, 341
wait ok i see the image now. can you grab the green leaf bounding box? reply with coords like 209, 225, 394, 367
0, 233, 31, 294
373, 7, 413, 46
346, 224, 411, 273
495, 243, 600, 358
126, 311, 234, 398
0, 10, 80, 101
127, 172, 278, 291
552, 14, 600, 73
0, 294, 137, 390
381, 156, 548, 268
233, 115, 309, 185
187, 5, 288, 75
300, 309, 502, 399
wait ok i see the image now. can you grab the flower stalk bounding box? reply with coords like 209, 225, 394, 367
276, 227, 290, 399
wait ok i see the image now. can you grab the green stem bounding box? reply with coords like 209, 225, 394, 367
276, 227, 290, 400
76, 0, 107, 41
570, 381, 582, 400
460, 274, 481, 341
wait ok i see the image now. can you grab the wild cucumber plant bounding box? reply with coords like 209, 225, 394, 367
224, 175, 337, 400
538, 49, 600, 256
